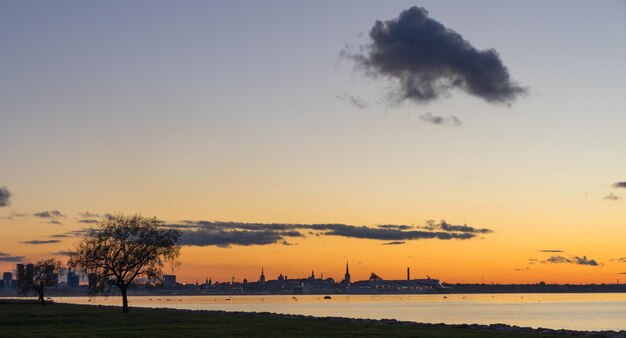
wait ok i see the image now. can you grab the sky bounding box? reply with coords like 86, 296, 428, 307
1, 0, 625, 285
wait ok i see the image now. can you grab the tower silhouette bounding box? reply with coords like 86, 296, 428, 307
259, 268, 266, 284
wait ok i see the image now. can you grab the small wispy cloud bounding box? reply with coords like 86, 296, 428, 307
603, 192, 620, 201
540, 249, 563, 253
382, 241, 406, 245
0, 212, 29, 220
418, 112, 461, 126
612, 182, 626, 189
33, 210, 66, 219
50, 229, 91, 238
336, 94, 369, 109
0, 252, 24, 262
543, 255, 600, 266
49, 250, 73, 256
79, 211, 100, 218
0, 186, 11, 207
22, 240, 62, 245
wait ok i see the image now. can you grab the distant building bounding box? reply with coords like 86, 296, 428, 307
45, 265, 59, 288
16, 263, 34, 290
163, 275, 176, 288
67, 272, 80, 288
2, 272, 12, 288
25, 264, 34, 280
16, 264, 25, 287
344, 262, 351, 284
88, 273, 98, 293
258, 268, 265, 284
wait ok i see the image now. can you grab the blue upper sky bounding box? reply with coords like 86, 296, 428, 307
0, 1, 624, 283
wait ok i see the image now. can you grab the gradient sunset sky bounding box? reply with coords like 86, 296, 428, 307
1, 1, 625, 284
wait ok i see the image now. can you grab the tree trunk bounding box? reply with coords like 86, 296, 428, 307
38, 289, 46, 305
121, 284, 129, 313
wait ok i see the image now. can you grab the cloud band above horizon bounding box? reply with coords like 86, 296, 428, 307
167, 219, 493, 248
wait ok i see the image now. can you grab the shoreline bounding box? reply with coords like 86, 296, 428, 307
137, 308, 626, 337
3, 299, 624, 337
4, 290, 626, 298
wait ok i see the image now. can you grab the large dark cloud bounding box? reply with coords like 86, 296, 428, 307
308, 223, 475, 240
170, 219, 492, 248
543, 255, 599, 266
181, 230, 288, 248
51, 219, 492, 248
0, 252, 24, 262
613, 182, 626, 189
0, 186, 11, 207
344, 7, 526, 105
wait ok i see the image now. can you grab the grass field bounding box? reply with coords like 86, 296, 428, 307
0, 300, 572, 337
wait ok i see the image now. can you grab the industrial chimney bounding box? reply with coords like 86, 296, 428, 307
407, 267, 410, 281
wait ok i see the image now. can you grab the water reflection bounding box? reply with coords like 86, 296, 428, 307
58, 293, 626, 331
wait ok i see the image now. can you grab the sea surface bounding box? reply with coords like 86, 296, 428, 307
57, 293, 626, 331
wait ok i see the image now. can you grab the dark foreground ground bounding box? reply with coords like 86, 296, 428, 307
0, 300, 622, 337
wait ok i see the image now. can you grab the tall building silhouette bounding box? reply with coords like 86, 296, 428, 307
88, 273, 98, 293
16, 264, 25, 286
16, 263, 34, 290
258, 268, 265, 284
344, 262, 351, 284
2, 272, 11, 288
67, 271, 80, 288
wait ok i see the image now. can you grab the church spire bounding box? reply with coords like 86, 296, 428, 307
259, 267, 266, 283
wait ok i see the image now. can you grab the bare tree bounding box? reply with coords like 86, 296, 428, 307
69, 214, 180, 313
17, 258, 65, 305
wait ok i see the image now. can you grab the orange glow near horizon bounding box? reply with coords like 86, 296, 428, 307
2, 214, 625, 286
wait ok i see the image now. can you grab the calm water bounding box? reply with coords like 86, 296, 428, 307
57, 293, 626, 331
